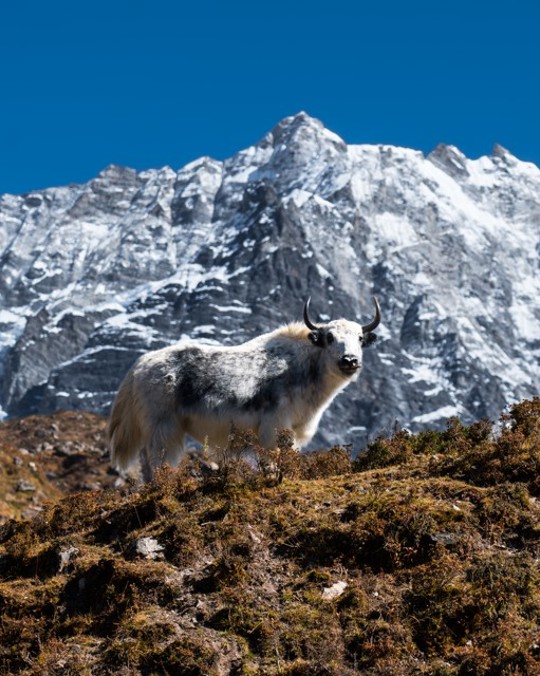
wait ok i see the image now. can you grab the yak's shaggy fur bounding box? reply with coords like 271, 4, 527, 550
109, 301, 380, 481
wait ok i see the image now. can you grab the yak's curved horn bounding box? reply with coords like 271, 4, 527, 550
362, 296, 381, 333
303, 297, 320, 331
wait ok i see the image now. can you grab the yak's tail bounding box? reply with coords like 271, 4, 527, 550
108, 369, 143, 471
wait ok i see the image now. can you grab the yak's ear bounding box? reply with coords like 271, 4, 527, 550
362, 332, 377, 348
308, 331, 323, 347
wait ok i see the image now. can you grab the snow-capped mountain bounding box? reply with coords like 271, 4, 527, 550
1, 112, 539, 449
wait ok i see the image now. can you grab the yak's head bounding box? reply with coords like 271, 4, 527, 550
304, 297, 381, 380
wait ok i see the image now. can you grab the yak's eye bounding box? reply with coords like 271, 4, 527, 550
326, 332, 334, 344
362, 333, 377, 348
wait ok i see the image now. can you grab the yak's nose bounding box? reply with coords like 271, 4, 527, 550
339, 355, 360, 373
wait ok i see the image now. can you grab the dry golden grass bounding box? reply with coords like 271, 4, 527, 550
0, 398, 539, 674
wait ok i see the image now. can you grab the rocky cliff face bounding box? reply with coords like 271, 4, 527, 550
1, 113, 539, 448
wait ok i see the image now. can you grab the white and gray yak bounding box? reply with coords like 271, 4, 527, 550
108, 297, 381, 481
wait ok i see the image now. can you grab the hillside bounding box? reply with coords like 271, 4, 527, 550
1, 113, 540, 447
0, 411, 116, 523
1, 398, 539, 675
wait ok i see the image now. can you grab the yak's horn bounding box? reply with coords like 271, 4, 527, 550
303, 297, 320, 331
362, 296, 381, 333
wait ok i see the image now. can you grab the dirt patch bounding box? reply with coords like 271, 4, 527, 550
0, 411, 119, 522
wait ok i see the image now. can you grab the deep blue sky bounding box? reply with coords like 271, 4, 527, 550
0, 0, 538, 195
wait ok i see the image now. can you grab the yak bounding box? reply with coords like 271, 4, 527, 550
108, 297, 381, 481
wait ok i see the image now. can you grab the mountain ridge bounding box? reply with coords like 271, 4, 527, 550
1, 112, 539, 449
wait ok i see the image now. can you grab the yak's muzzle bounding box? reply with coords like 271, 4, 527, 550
339, 355, 360, 375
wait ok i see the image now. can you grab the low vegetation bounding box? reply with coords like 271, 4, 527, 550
1, 399, 540, 674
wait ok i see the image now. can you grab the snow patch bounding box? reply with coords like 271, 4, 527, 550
210, 304, 253, 315
413, 406, 462, 424
375, 213, 420, 251
287, 188, 313, 208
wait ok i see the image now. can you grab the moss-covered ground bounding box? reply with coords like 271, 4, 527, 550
1, 399, 540, 674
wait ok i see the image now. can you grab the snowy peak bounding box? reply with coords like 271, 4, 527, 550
242, 112, 349, 194
269, 111, 347, 151
491, 143, 516, 163
428, 144, 469, 177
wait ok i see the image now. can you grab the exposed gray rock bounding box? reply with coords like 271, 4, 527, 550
322, 580, 348, 601
16, 479, 36, 493
133, 537, 165, 561
1, 113, 539, 451
58, 545, 79, 573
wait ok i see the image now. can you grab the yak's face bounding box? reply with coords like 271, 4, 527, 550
308, 319, 377, 380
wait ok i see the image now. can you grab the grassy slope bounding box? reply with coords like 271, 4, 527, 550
0, 411, 118, 522
0, 399, 539, 675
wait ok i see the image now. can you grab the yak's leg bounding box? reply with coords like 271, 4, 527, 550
258, 414, 295, 449
140, 436, 167, 483
140, 446, 158, 483
164, 433, 187, 468
291, 421, 319, 449
291, 409, 324, 450
139, 418, 184, 482
258, 421, 278, 449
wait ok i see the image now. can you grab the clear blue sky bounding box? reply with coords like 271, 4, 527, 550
0, 0, 538, 195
